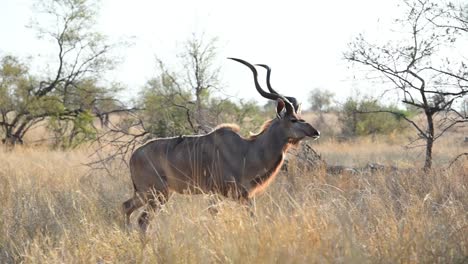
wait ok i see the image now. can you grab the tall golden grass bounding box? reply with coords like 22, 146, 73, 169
0, 138, 467, 263
314, 131, 467, 168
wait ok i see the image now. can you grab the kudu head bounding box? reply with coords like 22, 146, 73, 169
228, 58, 320, 141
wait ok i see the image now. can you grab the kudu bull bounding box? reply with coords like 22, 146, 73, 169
123, 58, 320, 231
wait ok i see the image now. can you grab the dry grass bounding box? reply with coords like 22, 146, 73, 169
314, 132, 467, 168
0, 139, 467, 263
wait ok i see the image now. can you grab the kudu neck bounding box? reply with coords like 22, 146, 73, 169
253, 119, 289, 154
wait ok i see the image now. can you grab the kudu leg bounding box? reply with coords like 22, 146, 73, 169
233, 186, 255, 218
208, 196, 221, 215
240, 197, 255, 218
122, 194, 146, 226
137, 191, 168, 233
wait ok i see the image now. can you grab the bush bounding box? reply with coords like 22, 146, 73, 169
340, 97, 412, 137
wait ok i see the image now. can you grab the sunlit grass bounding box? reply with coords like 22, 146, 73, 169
0, 139, 467, 263
313, 131, 466, 168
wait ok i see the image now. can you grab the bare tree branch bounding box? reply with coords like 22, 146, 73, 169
448, 152, 468, 168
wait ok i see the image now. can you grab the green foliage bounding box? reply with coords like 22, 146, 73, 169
0, 56, 67, 129
340, 96, 411, 136
209, 98, 265, 135
46, 78, 113, 149
136, 35, 268, 138
139, 76, 196, 137
69, 110, 97, 147
0, 53, 117, 147
48, 110, 97, 149
138, 75, 266, 138
1, 0, 122, 147
308, 89, 335, 112
0, 56, 33, 112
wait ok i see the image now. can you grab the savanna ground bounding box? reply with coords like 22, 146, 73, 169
0, 129, 467, 263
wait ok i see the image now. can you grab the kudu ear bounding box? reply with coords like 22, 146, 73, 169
276, 98, 286, 118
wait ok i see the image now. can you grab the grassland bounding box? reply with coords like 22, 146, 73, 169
0, 137, 467, 263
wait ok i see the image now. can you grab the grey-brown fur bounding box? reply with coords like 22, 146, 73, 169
122, 58, 320, 231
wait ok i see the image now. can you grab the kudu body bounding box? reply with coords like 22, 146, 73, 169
123, 58, 320, 231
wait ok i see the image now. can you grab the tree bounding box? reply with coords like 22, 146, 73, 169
0, 0, 122, 146
309, 88, 335, 131
209, 98, 265, 135
137, 35, 268, 137
462, 98, 468, 117
178, 35, 221, 132
309, 89, 335, 112
138, 74, 196, 137
339, 96, 410, 137
132, 35, 221, 138
427, 1, 468, 33
47, 78, 123, 148
0, 56, 36, 144
344, 0, 468, 170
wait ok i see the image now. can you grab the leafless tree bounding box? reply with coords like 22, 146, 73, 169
174, 35, 221, 132
345, 0, 467, 170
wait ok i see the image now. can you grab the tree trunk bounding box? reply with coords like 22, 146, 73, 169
424, 136, 434, 170
352, 111, 357, 136
196, 91, 202, 131
424, 112, 435, 170
195, 89, 207, 133
1, 118, 35, 147
2, 134, 23, 145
